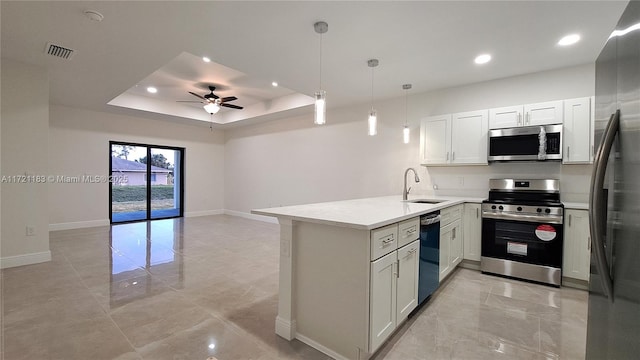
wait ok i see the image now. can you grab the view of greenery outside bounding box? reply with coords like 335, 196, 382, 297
111, 145, 177, 214
112, 185, 175, 212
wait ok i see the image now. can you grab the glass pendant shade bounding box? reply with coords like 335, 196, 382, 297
368, 110, 377, 136
314, 90, 326, 125
203, 102, 220, 114
403, 125, 410, 144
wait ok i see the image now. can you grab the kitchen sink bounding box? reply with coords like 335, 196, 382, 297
408, 199, 445, 204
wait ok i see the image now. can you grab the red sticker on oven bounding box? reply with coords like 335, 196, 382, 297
535, 224, 557, 241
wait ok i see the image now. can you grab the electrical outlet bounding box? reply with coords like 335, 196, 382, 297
26, 226, 36, 236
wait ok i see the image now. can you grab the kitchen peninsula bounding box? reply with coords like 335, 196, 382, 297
252, 195, 483, 360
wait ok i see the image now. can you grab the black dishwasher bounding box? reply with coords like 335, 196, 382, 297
417, 211, 440, 305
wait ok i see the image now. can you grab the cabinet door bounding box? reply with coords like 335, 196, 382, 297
449, 219, 463, 267
370, 251, 397, 352
396, 240, 419, 324
524, 100, 563, 126
563, 210, 591, 282
563, 97, 592, 164
451, 110, 489, 164
420, 115, 451, 165
463, 203, 482, 261
439, 223, 452, 282
489, 105, 522, 129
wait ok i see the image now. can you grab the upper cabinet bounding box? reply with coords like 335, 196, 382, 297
489, 100, 563, 129
420, 110, 488, 166
563, 97, 594, 164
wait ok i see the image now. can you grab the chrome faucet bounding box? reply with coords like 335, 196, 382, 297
403, 168, 420, 200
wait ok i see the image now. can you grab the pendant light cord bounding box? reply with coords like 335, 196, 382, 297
319, 33, 323, 90
371, 66, 374, 110
404, 88, 408, 126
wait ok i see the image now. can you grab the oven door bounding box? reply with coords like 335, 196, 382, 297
481, 216, 563, 268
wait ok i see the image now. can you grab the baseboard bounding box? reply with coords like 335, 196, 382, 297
0, 251, 51, 269
296, 332, 351, 360
184, 209, 224, 218
459, 259, 481, 271
275, 316, 296, 340
49, 219, 110, 231
224, 210, 279, 224
562, 277, 589, 290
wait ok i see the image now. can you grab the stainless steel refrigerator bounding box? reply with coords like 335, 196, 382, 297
588, 1, 640, 358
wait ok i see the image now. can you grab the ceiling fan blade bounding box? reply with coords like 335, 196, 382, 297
176, 100, 203, 103
220, 96, 237, 102
221, 103, 243, 110
189, 91, 208, 101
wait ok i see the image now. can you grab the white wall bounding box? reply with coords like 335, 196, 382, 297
48, 105, 226, 229
1, 59, 51, 268
225, 64, 595, 214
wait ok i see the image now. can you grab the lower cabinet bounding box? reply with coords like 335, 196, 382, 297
463, 203, 482, 261
439, 205, 463, 281
369, 239, 419, 352
563, 209, 591, 282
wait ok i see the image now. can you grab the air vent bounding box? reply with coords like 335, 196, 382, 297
44, 42, 75, 60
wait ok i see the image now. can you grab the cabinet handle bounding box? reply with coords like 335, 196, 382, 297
452, 152, 455, 161
396, 260, 400, 278
452, 227, 456, 239
381, 236, 394, 248
476, 207, 479, 218
588, 236, 591, 251
569, 214, 572, 227
446, 152, 450, 161
567, 146, 571, 160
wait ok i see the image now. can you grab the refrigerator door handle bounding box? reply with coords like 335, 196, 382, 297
589, 110, 619, 301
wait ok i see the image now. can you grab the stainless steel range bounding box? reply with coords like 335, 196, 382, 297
481, 179, 564, 286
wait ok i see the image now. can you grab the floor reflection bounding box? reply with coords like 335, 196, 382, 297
108, 219, 184, 308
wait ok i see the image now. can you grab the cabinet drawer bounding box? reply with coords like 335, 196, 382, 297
440, 204, 463, 227
398, 217, 420, 248
371, 224, 398, 260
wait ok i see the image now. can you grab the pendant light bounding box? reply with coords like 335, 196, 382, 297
367, 59, 379, 136
402, 84, 412, 144
314, 21, 328, 125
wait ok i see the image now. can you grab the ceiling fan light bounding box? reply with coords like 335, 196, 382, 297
314, 90, 326, 125
204, 102, 220, 114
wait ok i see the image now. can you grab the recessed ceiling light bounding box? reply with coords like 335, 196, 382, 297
558, 34, 580, 46
202, 56, 211, 63
146, 86, 158, 94
474, 54, 492, 65
271, 81, 278, 87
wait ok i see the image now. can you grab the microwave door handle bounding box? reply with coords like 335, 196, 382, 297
589, 110, 619, 302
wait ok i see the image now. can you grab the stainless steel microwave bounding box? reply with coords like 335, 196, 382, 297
488, 124, 562, 162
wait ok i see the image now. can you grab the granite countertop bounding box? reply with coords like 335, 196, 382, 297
251, 195, 485, 230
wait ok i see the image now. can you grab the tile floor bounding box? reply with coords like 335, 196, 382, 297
0, 215, 588, 360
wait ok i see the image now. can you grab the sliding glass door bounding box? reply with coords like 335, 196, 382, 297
110, 142, 184, 223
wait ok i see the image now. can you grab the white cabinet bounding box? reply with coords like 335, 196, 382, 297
563, 97, 594, 164
563, 209, 591, 282
451, 110, 489, 164
420, 114, 451, 165
463, 203, 482, 262
420, 110, 488, 166
489, 100, 563, 129
439, 204, 463, 281
396, 240, 420, 323
369, 221, 420, 353
370, 250, 397, 351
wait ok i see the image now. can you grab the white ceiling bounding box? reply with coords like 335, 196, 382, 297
0, 1, 629, 128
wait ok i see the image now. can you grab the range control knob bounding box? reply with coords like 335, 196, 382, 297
517, 207, 523, 211
491, 205, 496, 210
498, 206, 504, 210
537, 208, 542, 213
545, 208, 551, 214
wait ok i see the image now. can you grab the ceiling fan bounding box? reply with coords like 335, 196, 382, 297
178, 85, 244, 114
